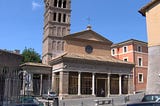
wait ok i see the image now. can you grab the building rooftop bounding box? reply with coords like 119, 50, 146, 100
111, 39, 148, 47
50, 52, 134, 66
139, 0, 159, 16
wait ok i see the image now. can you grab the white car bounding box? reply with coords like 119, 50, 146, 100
42, 91, 57, 100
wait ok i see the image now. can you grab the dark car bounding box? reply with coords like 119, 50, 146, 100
141, 94, 160, 102
15, 103, 39, 106
18, 96, 43, 106
127, 102, 160, 106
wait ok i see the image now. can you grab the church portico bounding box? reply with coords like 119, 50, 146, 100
52, 71, 131, 98
50, 55, 133, 99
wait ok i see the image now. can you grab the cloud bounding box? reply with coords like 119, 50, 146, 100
32, 1, 42, 10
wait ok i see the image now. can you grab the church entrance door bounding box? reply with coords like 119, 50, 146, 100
96, 79, 107, 97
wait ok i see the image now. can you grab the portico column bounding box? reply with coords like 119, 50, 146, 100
40, 74, 43, 95
119, 74, 122, 95
92, 73, 95, 96
78, 72, 81, 95
107, 73, 110, 97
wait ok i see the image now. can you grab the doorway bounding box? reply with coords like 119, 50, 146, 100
96, 79, 106, 97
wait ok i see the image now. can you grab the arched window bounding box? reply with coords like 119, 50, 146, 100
52, 41, 56, 51
52, 27, 56, 36
53, 13, 57, 21
57, 27, 61, 36
63, 14, 66, 22
58, 0, 62, 7
54, 0, 57, 7
62, 27, 66, 36
63, 0, 66, 8
62, 41, 64, 51
58, 13, 61, 22
57, 41, 61, 51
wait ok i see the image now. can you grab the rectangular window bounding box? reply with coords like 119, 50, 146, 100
138, 73, 143, 83
138, 57, 142, 66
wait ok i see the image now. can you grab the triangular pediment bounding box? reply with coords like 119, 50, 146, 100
65, 30, 113, 44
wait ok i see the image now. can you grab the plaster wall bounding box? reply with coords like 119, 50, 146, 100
146, 1, 160, 47
146, 46, 160, 94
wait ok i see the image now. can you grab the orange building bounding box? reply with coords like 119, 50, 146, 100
111, 39, 148, 93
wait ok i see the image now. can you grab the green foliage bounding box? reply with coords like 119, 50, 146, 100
22, 48, 41, 63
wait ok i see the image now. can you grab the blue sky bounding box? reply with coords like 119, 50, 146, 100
0, 0, 150, 55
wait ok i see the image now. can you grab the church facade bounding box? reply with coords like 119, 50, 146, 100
42, 0, 134, 98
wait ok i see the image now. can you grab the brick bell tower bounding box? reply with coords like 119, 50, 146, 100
42, 0, 71, 64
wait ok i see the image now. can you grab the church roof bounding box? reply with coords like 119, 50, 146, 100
139, 0, 159, 16
64, 29, 113, 44
50, 52, 134, 66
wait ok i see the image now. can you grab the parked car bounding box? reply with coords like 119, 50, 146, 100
18, 96, 43, 106
42, 91, 57, 100
15, 103, 39, 106
127, 102, 160, 106
141, 94, 160, 102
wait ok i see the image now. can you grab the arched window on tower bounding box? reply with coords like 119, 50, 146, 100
58, 0, 62, 8
62, 27, 66, 36
52, 41, 57, 51
63, 0, 66, 8
52, 26, 56, 36
57, 41, 61, 51
53, 13, 57, 21
58, 13, 61, 22
57, 27, 61, 36
62, 41, 64, 51
54, 0, 57, 7
63, 14, 66, 23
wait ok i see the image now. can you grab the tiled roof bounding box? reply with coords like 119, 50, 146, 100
20, 62, 52, 68
139, 0, 159, 16
52, 53, 134, 66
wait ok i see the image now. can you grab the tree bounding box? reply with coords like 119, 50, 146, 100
22, 48, 41, 63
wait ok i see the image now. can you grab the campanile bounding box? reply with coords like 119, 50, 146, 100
42, 0, 71, 64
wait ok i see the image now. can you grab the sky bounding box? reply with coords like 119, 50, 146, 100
0, 0, 151, 56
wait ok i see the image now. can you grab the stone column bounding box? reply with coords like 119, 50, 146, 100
119, 74, 122, 95
107, 74, 110, 97
59, 71, 69, 96
40, 74, 43, 95
52, 72, 56, 91
92, 73, 95, 96
78, 72, 81, 95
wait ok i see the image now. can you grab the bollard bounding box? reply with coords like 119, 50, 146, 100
63, 102, 65, 106
53, 97, 59, 106
81, 101, 83, 106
